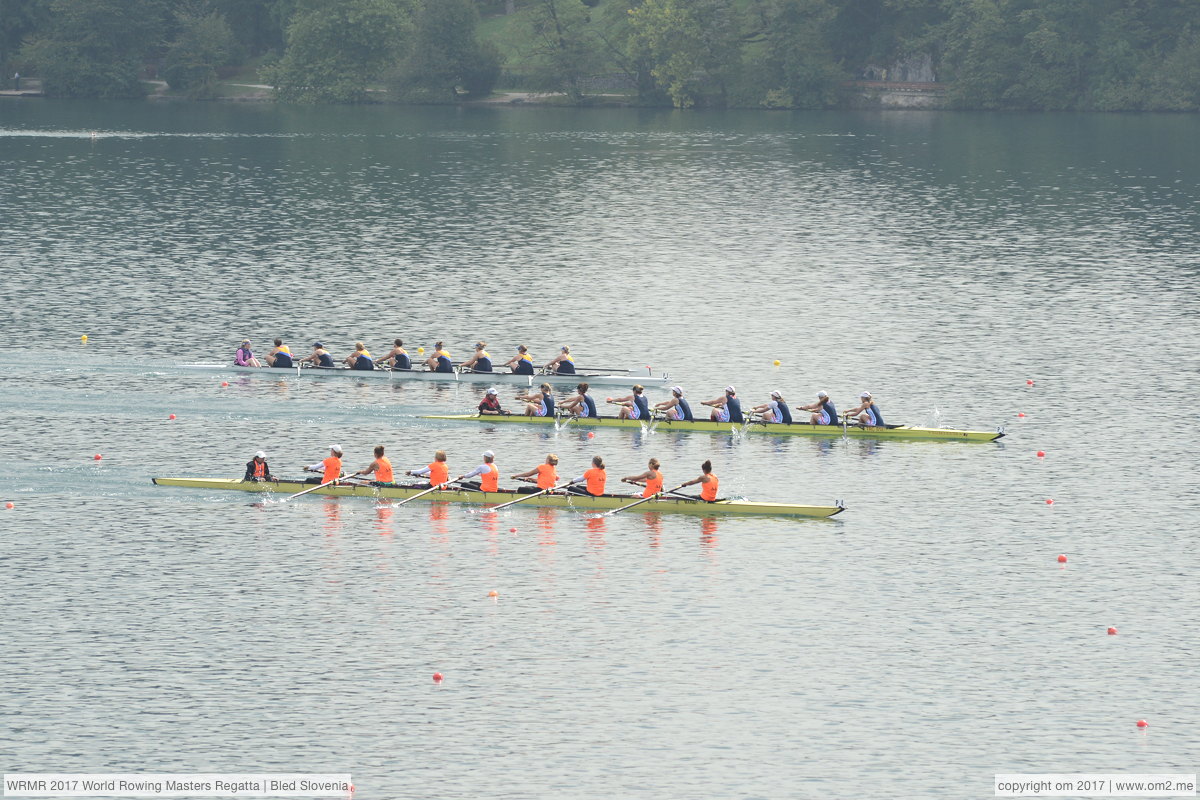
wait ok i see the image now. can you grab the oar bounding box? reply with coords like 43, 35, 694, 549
605, 483, 689, 516
574, 367, 631, 373
485, 480, 578, 512
391, 480, 453, 507
287, 477, 341, 499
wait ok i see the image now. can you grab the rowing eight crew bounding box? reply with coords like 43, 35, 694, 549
235, 339, 584, 375
472, 382, 885, 427
248, 445, 722, 502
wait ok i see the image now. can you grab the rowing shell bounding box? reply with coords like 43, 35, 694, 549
175, 364, 669, 387
421, 413, 1005, 442
152, 478, 844, 518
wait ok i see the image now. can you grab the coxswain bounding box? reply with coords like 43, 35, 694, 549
478, 387, 506, 415
751, 390, 792, 423
504, 345, 535, 375
543, 346, 576, 375
512, 454, 560, 492
234, 339, 262, 368
378, 339, 412, 370
608, 384, 650, 420
702, 386, 743, 423
408, 450, 451, 488
303, 444, 344, 485
796, 390, 839, 425
560, 382, 598, 418
843, 391, 886, 426
344, 341, 374, 370
424, 341, 454, 373
655, 386, 693, 421
243, 451, 278, 482
679, 459, 719, 502
298, 342, 336, 368
568, 455, 607, 496
460, 342, 493, 373
457, 451, 500, 492
265, 339, 293, 368
622, 457, 664, 498
354, 445, 394, 485
515, 383, 555, 417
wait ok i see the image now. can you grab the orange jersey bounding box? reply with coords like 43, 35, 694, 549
701, 474, 719, 502
535, 463, 558, 489
584, 467, 606, 496
643, 470, 663, 498
428, 461, 450, 486
373, 457, 393, 483
481, 463, 499, 492
322, 456, 342, 485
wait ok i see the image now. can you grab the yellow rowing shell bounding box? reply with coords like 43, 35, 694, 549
421, 413, 1005, 442
152, 478, 844, 518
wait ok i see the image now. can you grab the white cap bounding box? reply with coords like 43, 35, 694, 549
817, 390, 828, 398
770, 390, 782, 399
725, 385, 736, 394
486, 387, 498, 395
482, 450, 494, 459
671, 385, 683, 395
254, 451, 266, 459
329, 444, 343, 454
860, 391, 872, 399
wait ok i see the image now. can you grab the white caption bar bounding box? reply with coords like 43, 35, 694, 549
996, 774, 1196, 797
3, 775, 353, 798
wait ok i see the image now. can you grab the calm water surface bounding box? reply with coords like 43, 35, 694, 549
1, 101, 1198, 799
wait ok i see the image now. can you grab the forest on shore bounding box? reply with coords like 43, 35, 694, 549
3, 0, 1199, 111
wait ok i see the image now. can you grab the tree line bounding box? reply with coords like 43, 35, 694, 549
3, 0, 1199, 110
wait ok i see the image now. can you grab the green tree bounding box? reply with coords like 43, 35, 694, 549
263, 0, 411, 103
522, 0, 598, 103
163, 7, 237, 99
758, 0, 842, 108
390, 0, 500, 101
628, 0, 743, 107
1, 0, 51, 69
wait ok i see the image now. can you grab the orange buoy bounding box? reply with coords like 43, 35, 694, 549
587, 432, 595, 439
1057, 554, 1067, 563
5, 502, 13, 509
487, 590, 498, 597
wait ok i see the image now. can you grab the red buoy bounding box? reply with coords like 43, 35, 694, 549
1136, 719, 1148, 728
1046, 498, 1055, 505
587, 432, 595, 438
168, 413, 176, 420
1107, 627, 1118, 635
432, 672, 443, 683
1036, 450, 1045, 458
1018, 412, 1025, 418
221, 381, 229, 387
1057, 554, 1067, 563
5, 502, 13, 510
1026, 379, 1034, 385
93, 454, 103, 461
509, 527, 517, 533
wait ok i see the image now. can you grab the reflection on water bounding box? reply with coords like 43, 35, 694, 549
372, 504, 394, 536
321, 498, 342, 535
643, 512, 664, 547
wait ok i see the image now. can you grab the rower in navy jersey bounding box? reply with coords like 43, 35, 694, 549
378, 339, 412, 370
515, 383, 555, 417
424, 341, 454, 373
544, 346, 576, 375
504, 345, 536, 375
751, 390, 792, 423
702, 386, 743, 423
299, 342, 336, 368
560, 382, 598, 418
796, 390, 839, 425
608, 384, 650, 420
265, 339, 293, 368
460, 342, 493, 372
655, 386, 693, 421
843, 391, 886, 426
344, 341, 374, 370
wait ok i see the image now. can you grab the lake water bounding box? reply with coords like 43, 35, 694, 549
1, 100, 1197, 799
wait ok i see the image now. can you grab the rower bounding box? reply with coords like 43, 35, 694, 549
504, 345, 535, 375
378, 339, 411, 370
456, 451, 500, 492
235, 339, 262, 368
265, 339, 293, 368
843, 391, 886, 426
460, 342, 493, 373
559, 382, 599, 418
655, 386, 693, 421
243, 451, 278, 483
298, 342, 335, 368
544, 345, 576, 375
702, 386, 743, 423
622, 457, 663, 498
511, 454, 559, 493
796, 390, 839, 425
679, 459, 719, 502
608, 384, 650, 420
478, 387, 507, 415
344, 341, 374, 371
354, 445, 394, 485
751, 390, 792, 423
568, 455, 607, 496
303, 444, 344, 485
425, 341, 454, 373
515, 383, 555, 417
407, 450, 450, 489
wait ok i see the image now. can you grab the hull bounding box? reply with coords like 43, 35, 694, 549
175, 364, 668, 387
152, 477, 844, 518
422, 413, 1005, 442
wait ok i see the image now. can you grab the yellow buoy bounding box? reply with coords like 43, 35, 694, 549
773, 359, 780, 366
418, 347, 425, 353
80, 335, 88, 342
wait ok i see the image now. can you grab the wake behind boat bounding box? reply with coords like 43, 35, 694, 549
175, 363, 669, 387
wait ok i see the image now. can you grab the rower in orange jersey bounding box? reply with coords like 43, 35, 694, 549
457, 451, 500, 492
354, 445, 394, 485
621, 457, 663, 498
512, 454, 560, 492
569, 455, 607, 497
407, 450, 450, 489
679, 459, 719, 502
303, 444, 344, 485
